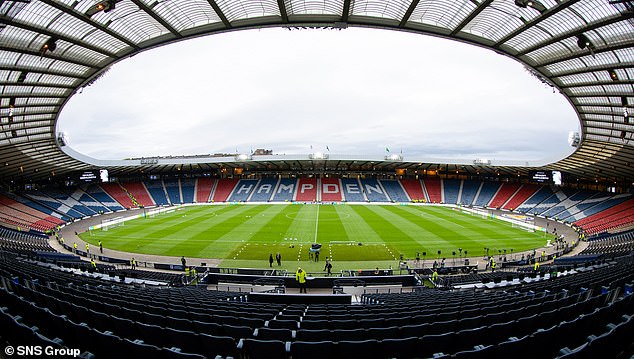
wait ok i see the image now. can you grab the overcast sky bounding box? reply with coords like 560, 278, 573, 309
57, 28, 579, 163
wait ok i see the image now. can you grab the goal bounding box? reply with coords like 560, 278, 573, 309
512, 221, 536, 232
101, 216, 124, 231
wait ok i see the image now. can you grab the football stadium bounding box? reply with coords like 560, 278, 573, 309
1, 0, 634, 358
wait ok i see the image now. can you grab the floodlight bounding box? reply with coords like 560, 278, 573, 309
385, 154, 403, 161
86, 0, 116, 16
576, 34, 592, 50
608, 69, 619, 81
235, 154, 252, 161
309, 152, 329, 160
514, 0, 546, 12
41, 37, 58, 53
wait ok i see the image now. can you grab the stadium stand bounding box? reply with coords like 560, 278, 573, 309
503, 184, 539, 211
69, 188, 110, 214
100, 183, 136, 209
578, 229, 634, 257
1, 250, 633, 359
321, 178, 343, 202
458, 180, 480, 206
488, 183, 521, 209
122, 182, 155, 208
44, 189, 96, 217
0, 227, 55, 255
341, 179, 366, 202
296, 178, 318, 202
21, 191, 85, 220
360, 179, 389, 202
271, 179, 297, 202
473, 182, 500, 207
516, 186, 555, 214
563, 194, 631, 224
531, 188, 575, 216
180, 179, 196, 204
541, 190, 595, 220
0, 194, 62, 232
227, 180, 259, 202
422, 178, 442, 203
379, 180, 409, 202
164, 179, 182, 204
195, 178, 215, 203
212, 179, 239, 202
400, 179, 426, 202
442, 179, 461, 205
249, 178, 278, 202
144, 180, 170, 206
575, 198, 634, 234
83, 184, 125, 212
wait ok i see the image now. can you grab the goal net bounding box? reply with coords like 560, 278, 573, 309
101, 216, 124, 231
512, 221, 536, 232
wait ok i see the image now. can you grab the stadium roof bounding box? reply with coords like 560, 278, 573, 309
0, 0, 633, 182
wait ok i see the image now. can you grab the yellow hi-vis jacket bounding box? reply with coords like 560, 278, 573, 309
296, 269, 307, 284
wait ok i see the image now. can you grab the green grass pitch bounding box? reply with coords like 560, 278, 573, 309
80, 204, 547, 271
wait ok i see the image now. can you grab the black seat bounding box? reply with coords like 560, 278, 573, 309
296, 329, 332, 341
240, 338, 287, 359
365, 326, 399, 340
334, 339, 380, 359
256, 327, 294, 341
268, 319, 298, 330
290, 341, 334, 359
197, 334, 239, 358
333, 328, 365, 341
381, 337, 421, 359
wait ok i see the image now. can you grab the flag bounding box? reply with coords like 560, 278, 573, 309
385, 147, 390, 152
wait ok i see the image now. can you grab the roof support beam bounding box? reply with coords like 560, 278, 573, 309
562, 79, 634, 88
1, 82, 75, 90
515, 14, 629, 57
536, 41, 634, 68
450, 0, 493, 36
39, 0, 140, 50
399, 0, 419, 27
551, 63, 631, 78
206, 0, 232, 28
0, 45, 95, 68
0, 66, 86, 80
277, 0, 289, 23
130, 0, 182, 38
494, 0, 581, 48
568, 90, 634, 98
342, 0, 351, 22
0, 15, 117, 58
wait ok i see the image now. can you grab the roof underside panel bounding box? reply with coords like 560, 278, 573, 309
407, 0, 475, 30
0, 0, 632, 181
284, 0, 343, 16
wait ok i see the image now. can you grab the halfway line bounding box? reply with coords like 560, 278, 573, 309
314, 204, 320, 243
